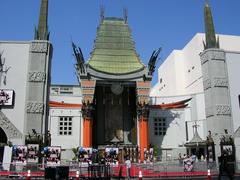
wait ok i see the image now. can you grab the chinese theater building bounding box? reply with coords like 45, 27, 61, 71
72, 12, 160, 161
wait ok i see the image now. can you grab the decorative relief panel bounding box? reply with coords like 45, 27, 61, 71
201, 50, 225, 64
137, 103, 149, 119
213, 77, 228, 87
0, 111, 22, 138
30, 42, 48, 53
216, 105, 231, 116
82, 102, 94, 119
28, 72, 46, 82
203, 79, 211, 90
26, 102, 44, 114
200, 53, 209, 65
212, 51, 225, 61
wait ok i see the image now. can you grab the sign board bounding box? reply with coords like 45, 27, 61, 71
0, 89, 14, 106
12, 145, 27, 165
45, 146, 61, 166
27, 144, 39, 163
78, 147, 92, 164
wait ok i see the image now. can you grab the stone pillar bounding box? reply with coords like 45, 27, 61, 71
200, 49, 233, 158
82, 103, 94, 147
25, 41, 52, 139
137, 103, 149, 162
136, 81, 151, 162
80, 80, 96, 147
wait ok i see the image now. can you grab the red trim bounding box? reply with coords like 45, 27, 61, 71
49, 98, 191, 109
49, 101, 82, 108
150, 98, 191, 109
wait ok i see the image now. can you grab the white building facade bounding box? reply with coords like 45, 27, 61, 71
150, 33, 240, 164
0, 40, 52, 165
48, 85, 83, 161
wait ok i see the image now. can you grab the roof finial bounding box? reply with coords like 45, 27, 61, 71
34, 0, 49, 40
100, 6, 105, 23
123, 7, 128, 23
203, 0, 219, 49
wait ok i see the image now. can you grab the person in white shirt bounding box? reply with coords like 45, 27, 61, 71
125, 157, 131, 179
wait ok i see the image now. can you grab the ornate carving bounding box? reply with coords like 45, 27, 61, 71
216, 105, 231, 115
200, 52, 209, 65
26, 102, 44, 114
28, 71, 46, 82
0, 111, 22, 138
212, 51, 225, 60
137, 102, 149, 119
213, 77, 228, 87
25, 129, 43, 144
203, 79, 211, 90
30, 42, 48, 53
72, 42, 86, 74
82, 102, 94, 119
0, 52, 11, 86
201, 50, 225, 64
148, 48, 161, 76
220, 129, 233, 143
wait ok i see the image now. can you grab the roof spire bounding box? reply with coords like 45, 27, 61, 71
203, 0, 219, 49
34, 0, 49, 40
123, 7, 128, 23
100, 6, 105, 23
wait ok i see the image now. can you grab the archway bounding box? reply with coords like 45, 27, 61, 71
0, 128, 7, 162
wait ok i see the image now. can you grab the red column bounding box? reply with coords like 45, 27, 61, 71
83, 118, 92, 147
139, 117, 149, 162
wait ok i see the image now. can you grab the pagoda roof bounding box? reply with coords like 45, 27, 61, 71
185, 129, 206, 147
88, 17, 145, 74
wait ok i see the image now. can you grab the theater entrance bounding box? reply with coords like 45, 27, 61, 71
93, 83, 137, 146
0, 128, 7, 162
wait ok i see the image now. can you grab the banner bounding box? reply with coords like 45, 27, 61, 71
44, 146, 61, 166
105, 147, 119, 165
12, 145, 27, 165
27, 144, 39, 163
0, 89, 14, 106
105, 147, 119, 155
78, 147, 92, 164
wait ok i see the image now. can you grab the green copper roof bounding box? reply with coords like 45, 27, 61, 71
203, 0, 219, 49
88, 17, 145, 74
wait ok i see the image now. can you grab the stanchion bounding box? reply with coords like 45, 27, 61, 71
76, 170, 80, 180
207, 169, 212, 180
26, 169, 31, 180
138, 170, 142, 180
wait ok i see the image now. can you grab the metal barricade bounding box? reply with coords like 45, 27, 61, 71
0, 160, 230, 179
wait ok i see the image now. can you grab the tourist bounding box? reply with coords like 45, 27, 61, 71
178, 153, 183, 166
125, 157, 131, 179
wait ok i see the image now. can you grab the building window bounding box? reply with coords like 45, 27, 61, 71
153, 117, 167, 136
59, 117, 72, 136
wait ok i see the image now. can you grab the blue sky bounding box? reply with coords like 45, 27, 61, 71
0, 0, 240, 86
